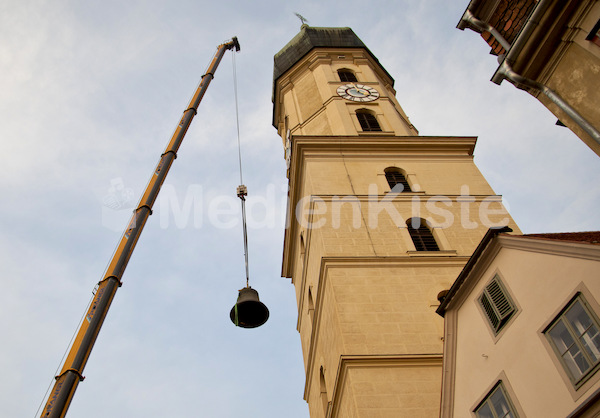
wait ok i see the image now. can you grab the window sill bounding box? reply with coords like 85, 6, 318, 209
357, 130, 395, 135
407, 250, 457, 256
385, 190, 426, 195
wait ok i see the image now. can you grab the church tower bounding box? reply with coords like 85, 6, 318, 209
272, 26, 519, 417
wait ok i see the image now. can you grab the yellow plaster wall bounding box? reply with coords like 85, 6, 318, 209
296, 199, 514, 257
275, 49, 418, 138
301, 158, 496, 196
289, 146, 516, 417
329, 266, 450, 354
294, 70, 323, 124
293, 195, 516, 417
347, 365, 442, 418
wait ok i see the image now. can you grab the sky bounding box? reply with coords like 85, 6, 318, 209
1, 1, 599, 417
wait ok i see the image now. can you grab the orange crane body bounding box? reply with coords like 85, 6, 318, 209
41, 37, 240, 418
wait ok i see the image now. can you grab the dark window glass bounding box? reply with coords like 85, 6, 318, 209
407, 218, 439, 251
385, 168, 411, 192
546, 295, 600, 385
475, 382, 518, 418
338, 70, 357, 82
356, 111, 381, 132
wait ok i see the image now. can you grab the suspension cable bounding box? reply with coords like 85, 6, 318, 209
232, 51, 250, 287
232, 52, 244, 186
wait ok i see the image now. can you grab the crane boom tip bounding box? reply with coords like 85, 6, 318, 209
232, 36, 240, 52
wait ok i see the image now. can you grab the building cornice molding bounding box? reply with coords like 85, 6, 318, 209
330, 354, 443, 418
292, 135, 477, 157
298, 194, 503, 203
498, 234, 600, 261
318, 255, 470, 268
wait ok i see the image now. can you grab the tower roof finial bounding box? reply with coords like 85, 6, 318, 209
294, 12, 309, 29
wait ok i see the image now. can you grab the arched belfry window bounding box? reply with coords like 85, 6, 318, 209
356, 109, 381, 132
385, 167, 411, 192
338, 69, 357, 82
406, 218, 439, 251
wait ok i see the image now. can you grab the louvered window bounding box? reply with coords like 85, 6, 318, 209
479, 276, 516, 334
407, 218, 439, 251
338, 69, 357, 82
545, 295, 600, 386
385, 168, 411, 192
356, 111, 381, 132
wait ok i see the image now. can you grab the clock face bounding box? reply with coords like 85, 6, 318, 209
337, 83, 380, 102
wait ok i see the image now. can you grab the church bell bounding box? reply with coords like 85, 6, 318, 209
230, 286, 269, 328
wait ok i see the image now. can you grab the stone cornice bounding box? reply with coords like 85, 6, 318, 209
296, 194, 503, 203
498, 234, 600, 261
291, 135, 477, 158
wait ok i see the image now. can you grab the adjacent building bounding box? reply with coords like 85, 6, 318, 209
437, 230, 600, 417
457, 0, 600, 157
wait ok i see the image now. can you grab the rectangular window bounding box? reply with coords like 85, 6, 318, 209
545, 294, 600, 386
475, 382, 519, 418
479, 276, 516, 335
